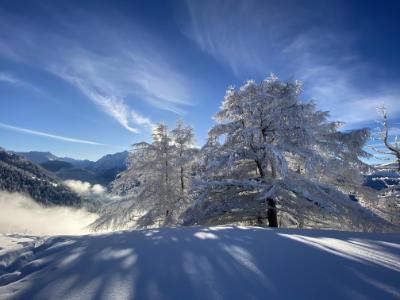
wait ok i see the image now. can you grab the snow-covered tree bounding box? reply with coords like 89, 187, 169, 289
368, 105, 400, 225
171, 119, 198, 199
370, 105, 400, 171
184, 75, 389, 231
90, 121, 198, 230
367, 163, 400, 226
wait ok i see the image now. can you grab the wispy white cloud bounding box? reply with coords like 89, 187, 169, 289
46, 43, 189, 131
131, 110, 153, 128
0, 7, 193, 133
0, 122, 105, 145
0, 72, 18, 84
179, 0, 400, 127
49, 71, 143, 133
282, 33, 400, 126
0, 72, 43, 94
180, 0, 268, 76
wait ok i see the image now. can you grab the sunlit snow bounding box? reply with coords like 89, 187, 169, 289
1, 226, 399, 300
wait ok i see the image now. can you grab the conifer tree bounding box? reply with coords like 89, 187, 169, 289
91, 121, 197, 230
184, 75, 387, 231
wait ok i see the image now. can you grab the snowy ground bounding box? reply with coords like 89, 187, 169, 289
0, 226, 399, 300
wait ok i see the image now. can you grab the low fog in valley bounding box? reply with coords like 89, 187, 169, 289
0, 191, 98, 235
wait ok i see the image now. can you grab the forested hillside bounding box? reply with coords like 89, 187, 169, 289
0, 147, 100, 211
17, 151, 128, 187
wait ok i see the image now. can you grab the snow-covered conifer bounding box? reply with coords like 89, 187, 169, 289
184, 75, 389, 231
171, 119, 198, 199
90, 121, 198, 230
368, 105, 400, 225
369, 105, 400, 171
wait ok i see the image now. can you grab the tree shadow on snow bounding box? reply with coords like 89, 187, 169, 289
1, 226, 399, 300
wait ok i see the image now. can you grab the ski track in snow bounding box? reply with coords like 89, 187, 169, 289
0, 226, 399, 300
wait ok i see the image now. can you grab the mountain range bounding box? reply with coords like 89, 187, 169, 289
0, 147, 101, 211
15, 150, 129, 188
364, 162, 399, 191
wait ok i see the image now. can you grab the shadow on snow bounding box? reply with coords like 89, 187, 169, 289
0, 226, 399, 300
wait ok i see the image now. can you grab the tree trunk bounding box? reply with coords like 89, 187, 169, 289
255, 163, 277, 227
267, 198, 278, 227
180, 167, 184, 192
397, 153, 400, 172
165, 159, 168, 185
255, 160, 264, 178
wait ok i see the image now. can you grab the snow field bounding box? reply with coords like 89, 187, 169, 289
0, 226, 399, 300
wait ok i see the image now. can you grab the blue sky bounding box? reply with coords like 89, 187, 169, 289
0, 0, 399, 161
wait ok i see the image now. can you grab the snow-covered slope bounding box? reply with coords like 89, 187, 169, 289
87, 151, 128, 172
0, 226, 399, 300
85, 151, 129, 185
15, 151, 93, 167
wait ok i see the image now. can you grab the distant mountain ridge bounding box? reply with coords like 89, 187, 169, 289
58, 157, 94, 169
14, 151, 95, 167
40, 160, 74, 172
11, 151, 59, 164
0, 147, 100, 211
15, 150, 129, 187
41, 161, 109, 186
364, 162, 399, 191
85, 151, 129, 185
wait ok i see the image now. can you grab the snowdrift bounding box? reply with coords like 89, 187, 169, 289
0, 226, 399, 299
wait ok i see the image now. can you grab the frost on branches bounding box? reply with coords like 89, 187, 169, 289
368, 105, 400, 225
183, 75, 390, 231
370, 105, 400, 171
90, 121, 198, 230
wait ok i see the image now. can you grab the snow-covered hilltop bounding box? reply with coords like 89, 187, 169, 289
0, 226, 399, 300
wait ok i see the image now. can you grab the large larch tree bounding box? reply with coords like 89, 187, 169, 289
184, 75, 388, 231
